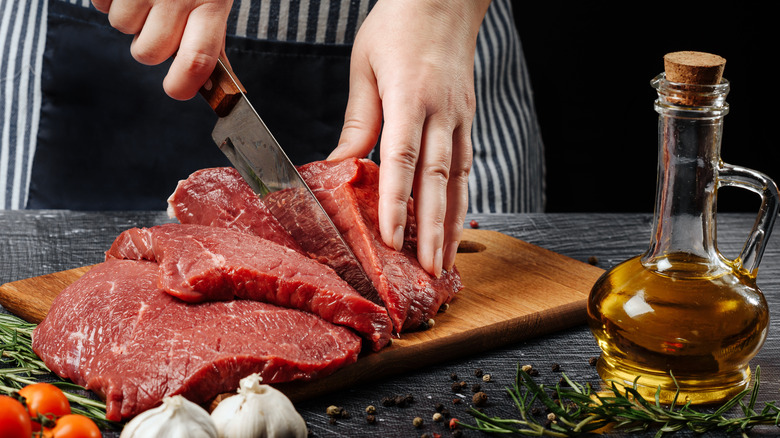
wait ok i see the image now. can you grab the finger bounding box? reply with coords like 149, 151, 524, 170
442, 122, 472, 271
162, 4, 229, 100
106, 0, 150, 35
130, 2, 189, 65
413, 115, 453, 277
329, 62, 383, 161
377, 95, 425, 255
92, 0, 112, 14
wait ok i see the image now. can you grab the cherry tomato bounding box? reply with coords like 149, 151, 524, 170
0, 395, 33, 438
43, 414, 101, 438
18, 382, 71, 430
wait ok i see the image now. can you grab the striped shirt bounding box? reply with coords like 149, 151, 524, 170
1, 0, 545, 212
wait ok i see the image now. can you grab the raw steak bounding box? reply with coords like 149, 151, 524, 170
105, 223, 392, 351
168, 167, 378, 302
32, 259, 361, 421
166, 167, 303, 252
299, 158, 464, 332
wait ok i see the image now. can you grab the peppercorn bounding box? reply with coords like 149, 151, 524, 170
473, 368, 483, 377
529, 368, 539, 377
326, 405, 343, 417
366, 405, 377, 415
366, 414, 376, 424
452, 398, 462, 404
472, 391, 488, 407
531, 407, 541, 416
521, 364, 533, 373
421, 434, 431, 438
433, 412, 444, 422
471, 383, 481, 393
547, 413, 556, 422
589, 356, 599, 366
440, 408, 450, 418
450, 372, 458, 381
413, 417, 424, 428
394, 395, 408, 407
482, 373, 491, 382
450, 381, 461, 392
587, 255, 599, 265
449, 418, 459, 430
469, 219, 479, 229
551, 363, 561, 372
382, 396, 395, 407
435, 402, 444, 412
452, 430, 463, 438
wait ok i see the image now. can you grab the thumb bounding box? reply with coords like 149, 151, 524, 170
329, 68, 383, 160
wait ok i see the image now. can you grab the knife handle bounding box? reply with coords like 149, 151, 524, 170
199, 55, 246, 117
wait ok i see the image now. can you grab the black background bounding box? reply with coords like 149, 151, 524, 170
513, 4, 776, 213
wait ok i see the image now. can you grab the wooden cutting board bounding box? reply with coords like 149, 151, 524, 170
0, 229, 604, 402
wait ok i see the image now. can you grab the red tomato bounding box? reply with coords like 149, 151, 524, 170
43, 414, 101, 438
0, 395, 33, 438
18, 382, 71, 430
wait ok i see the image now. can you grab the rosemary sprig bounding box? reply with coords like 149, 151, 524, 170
462, 364, 780, 437
0, 313, 120, 429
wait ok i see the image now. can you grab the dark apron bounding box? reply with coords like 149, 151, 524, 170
29, 1, 351, 210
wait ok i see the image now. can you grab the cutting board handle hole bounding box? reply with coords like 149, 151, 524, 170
457, 240, 486, 253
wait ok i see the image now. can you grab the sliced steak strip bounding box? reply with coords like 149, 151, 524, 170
105, 223, 392, 351
166, 167, 303, 252
299, 158, 464, 332
32, 259, 361, 421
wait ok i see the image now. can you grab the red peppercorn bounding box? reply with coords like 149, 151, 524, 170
469, 220, 479, 229
449, 418, 460, 430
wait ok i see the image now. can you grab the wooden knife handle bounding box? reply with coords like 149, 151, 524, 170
199, 54, 246, 117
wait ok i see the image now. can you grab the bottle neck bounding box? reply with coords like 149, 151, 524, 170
642, 74, 731, 275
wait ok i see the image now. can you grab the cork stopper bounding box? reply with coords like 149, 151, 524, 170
663, 51, 726, 85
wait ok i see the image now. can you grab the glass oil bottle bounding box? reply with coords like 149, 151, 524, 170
587, 52, 780, 404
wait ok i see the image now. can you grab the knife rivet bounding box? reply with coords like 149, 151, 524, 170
204, 79, 213, 91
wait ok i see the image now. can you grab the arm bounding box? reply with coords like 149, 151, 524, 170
329, 0, 491, 277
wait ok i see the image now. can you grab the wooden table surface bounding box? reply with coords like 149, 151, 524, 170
2, 210, 779, 437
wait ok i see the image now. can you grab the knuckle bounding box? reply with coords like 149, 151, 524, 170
421, 163, 450, 184
384, 147, 419, 172
185, 51, 219, 76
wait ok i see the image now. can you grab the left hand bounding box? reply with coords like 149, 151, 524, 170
329, 0, 491, 277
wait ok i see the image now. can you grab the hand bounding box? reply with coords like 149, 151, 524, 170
91, 0, 234, 100
329, 0, 490, 277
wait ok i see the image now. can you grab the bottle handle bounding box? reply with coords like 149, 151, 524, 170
718, 163, 780, 276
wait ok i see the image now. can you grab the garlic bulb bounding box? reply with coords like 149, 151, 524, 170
211, 373, 307, 438
120, 395, 218, 438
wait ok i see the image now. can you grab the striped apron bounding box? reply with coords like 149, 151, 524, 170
1, 0, 545, 212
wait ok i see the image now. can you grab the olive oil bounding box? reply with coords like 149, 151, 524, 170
587, 53, 779, 405
588, 254, 768, 404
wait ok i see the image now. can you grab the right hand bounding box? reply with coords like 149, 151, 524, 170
91, 0, 234, 100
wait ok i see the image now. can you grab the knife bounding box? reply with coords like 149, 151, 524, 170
198, 56, 381, 305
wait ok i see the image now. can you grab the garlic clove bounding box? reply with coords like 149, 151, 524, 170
211, 373, 307, 438
120, 395, 218, 438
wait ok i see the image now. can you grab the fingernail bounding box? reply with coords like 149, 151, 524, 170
443, 240, 459, 271
433, 247, 443, 278
327, 143, 346, 160
392, 225, 405, 251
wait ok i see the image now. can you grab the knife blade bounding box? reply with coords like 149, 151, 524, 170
198, 56, 381, 305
